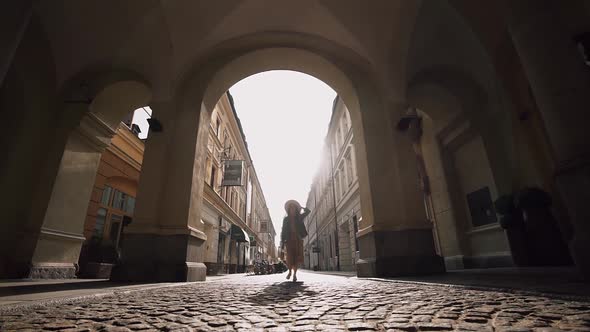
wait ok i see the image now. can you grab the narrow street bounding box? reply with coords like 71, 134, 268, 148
1, 271, 590, 331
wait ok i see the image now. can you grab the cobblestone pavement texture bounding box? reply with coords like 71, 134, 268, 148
1, 271, 590, 331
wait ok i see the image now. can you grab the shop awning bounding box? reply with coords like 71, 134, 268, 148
230, 224, 250, 243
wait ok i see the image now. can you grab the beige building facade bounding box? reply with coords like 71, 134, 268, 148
202, 92, 276, 275
304, 96, 361, 272
1, 1, 589, 281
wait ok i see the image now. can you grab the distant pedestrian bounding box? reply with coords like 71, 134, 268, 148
281, 200, 310, 282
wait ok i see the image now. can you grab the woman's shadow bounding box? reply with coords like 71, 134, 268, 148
245, 281, 318, 306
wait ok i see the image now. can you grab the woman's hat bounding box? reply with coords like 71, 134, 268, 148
284, 200, 301, 212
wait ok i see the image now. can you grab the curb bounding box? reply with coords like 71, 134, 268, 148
0, 282, 194, 314
365, 278, 590, 303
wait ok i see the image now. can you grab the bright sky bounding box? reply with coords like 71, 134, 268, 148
229, 70, 336, 244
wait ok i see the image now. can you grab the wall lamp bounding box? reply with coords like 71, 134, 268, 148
396, 115, 420, 131
147, 118, 163, 132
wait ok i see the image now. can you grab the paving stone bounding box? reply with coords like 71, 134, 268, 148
1, 272, 589, 331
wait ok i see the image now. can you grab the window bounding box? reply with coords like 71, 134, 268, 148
215, 118, 221, 137
346, 152, 354, 185
109, 214, 123, 245
101, 186, 112, 206
116, 190, 133, 212
210, 166, 217, 187
344, 109, 351, 130
339, 118, 346, 142
96, 186, 136, 246
339, 165, 346, 195
125, 197, 136, 214
94, 208, 107, 239
112, 190, 126, 210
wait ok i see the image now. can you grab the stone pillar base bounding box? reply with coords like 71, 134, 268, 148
204, 262, 224, 275
111, 233, 207, 282
356, 228, 445, 277
29, 263, 77, 279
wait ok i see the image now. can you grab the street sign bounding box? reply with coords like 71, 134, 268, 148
312, 247, 321, 253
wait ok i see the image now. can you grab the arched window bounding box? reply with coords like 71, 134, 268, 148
345, 149, 354, 185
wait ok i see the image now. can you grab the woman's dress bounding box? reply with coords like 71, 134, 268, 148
286, 216, 304, 267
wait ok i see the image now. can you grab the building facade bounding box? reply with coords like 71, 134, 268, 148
202, 92, 276, 275
304, 97, 361, 272
78, 110, 148, 278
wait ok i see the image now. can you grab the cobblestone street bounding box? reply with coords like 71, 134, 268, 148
1, 271, 590, 332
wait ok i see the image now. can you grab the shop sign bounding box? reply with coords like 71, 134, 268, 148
222, 160, 245, 186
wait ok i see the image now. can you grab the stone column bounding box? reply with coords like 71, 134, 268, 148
355, 98, 444, 277
506, 0, 590, 277
27, 113, 114, 278
112, 100, 209, 282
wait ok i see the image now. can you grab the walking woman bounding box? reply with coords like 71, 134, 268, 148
281, 200, 310, 282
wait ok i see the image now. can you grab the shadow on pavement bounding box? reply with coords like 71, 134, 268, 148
245, 281, 318, 305
0, 280, 142, 297
384, 267, 590, 298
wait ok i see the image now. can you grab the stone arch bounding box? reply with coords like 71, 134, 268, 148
174, 37, 385, 236
22, 70, 151, 278
116, 31, 421, 280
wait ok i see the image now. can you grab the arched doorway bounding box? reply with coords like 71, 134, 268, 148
113, 40, 444, 281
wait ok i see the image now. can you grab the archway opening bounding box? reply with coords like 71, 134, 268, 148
200, 64, 366, 276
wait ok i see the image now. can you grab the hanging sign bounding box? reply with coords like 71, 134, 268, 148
221, 160, 245, 186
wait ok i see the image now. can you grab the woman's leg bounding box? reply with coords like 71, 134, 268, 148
293, 266, 298, 282
286, 266, 292, 279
